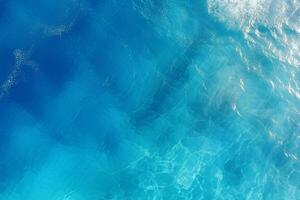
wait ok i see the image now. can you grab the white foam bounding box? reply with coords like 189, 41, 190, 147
0, 48, 37, 99
207, 0, 266, 29
208, 0, 300, 68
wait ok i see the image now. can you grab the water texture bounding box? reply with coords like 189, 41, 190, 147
0, 0, 300, 199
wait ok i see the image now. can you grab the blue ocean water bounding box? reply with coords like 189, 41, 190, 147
0, 0, 300, 199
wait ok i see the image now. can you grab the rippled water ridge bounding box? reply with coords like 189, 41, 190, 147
0, 0, 299, 199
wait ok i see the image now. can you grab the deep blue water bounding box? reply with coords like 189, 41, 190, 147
0, 0, 300, 199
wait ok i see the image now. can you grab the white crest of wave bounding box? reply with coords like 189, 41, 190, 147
208, 0, 300, 68
208, 0, 265, 28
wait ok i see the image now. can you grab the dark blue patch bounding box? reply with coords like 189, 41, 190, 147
131, 40, 201, 126
85, 0, 106, 10
8, 70, 45, 116
272, 147, 289, 168
65, 12, 91, 38
32, 37, 75, 93
100, 131, 120, 156
223, 159, 243, 185
0, 47, 15, 84
0, 0, 8, 24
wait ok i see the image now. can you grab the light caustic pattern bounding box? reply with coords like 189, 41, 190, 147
0, 0, 299, 199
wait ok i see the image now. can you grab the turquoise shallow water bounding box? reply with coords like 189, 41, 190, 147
0, 0, 300, 199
